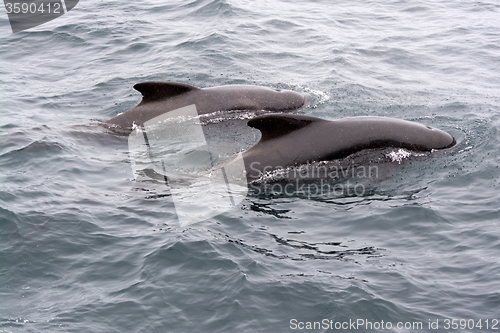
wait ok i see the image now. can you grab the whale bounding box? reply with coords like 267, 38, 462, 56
105, 81, 305, 134
234, 114, 456, 182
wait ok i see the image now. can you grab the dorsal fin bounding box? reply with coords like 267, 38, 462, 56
133, 81, 199, 103
248, 114, 322, 141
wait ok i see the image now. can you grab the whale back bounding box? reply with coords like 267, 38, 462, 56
104, 82, 306, 133
134, 81, 199, 104
247, 114, 320, 141
241, 114, 456, 181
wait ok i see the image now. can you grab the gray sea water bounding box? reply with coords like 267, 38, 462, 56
1, 0, 500, 332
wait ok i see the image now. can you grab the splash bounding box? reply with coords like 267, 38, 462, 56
385, 148, 412, 164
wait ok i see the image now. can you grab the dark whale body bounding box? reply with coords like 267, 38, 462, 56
105, 81, 305, 134
238, 114, 456, 182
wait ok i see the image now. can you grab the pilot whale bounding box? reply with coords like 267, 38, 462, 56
235, 114, 456, 182
105, 81, 305, 134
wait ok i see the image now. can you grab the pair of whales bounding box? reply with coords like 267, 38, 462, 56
105, 81, 456, 183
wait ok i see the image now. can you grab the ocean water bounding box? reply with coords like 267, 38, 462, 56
1, 0, 500, 332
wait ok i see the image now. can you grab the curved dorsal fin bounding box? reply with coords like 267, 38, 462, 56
248, 114, 322, 141
133, 81, 199, 103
